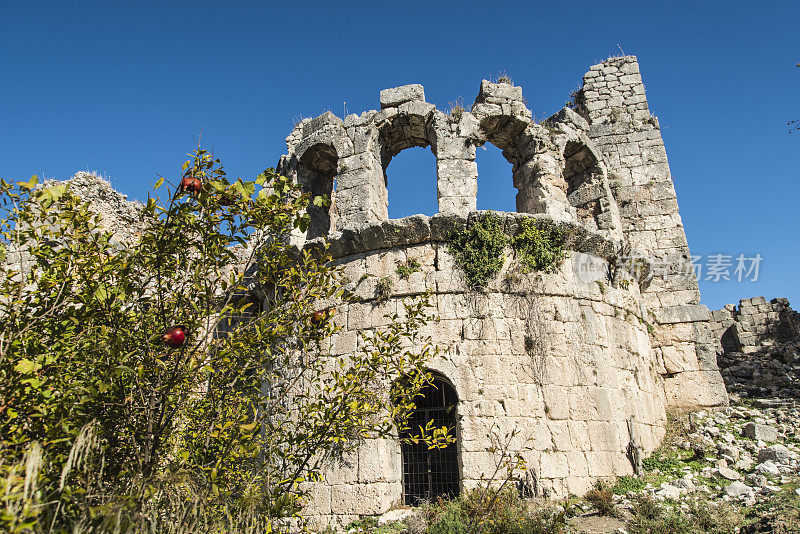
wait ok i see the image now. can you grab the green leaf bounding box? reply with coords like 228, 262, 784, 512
14, 358, 39, 374
154, 177, 164, 189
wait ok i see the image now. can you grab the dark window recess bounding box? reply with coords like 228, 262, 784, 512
400, 376, 459, 505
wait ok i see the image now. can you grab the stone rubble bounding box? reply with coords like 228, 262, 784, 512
712, 297, 800, 398
611, 395, 800, 521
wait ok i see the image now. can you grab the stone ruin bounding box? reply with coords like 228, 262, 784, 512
711, 297, 800, 399
28, 55, 735, 525
711, 297, 800, 355
274, 55, 728, 524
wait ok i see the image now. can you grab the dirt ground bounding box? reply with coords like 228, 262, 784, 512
567, 515, 625, 534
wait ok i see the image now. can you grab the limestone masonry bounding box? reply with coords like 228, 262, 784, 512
712, 297, 800, 399
273, 55, 728, 525
45, 55, 733, 525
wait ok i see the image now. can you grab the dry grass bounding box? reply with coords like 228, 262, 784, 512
447, 97, 466, 122
584, 481, 615, 516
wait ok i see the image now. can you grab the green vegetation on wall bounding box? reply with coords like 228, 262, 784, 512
396, 258, 421, 280
510, 218, 567, 274
446, 214, 508, 290
447, 215, 568, 290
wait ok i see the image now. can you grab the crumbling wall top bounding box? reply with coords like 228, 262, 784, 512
379, 84, 426, 108
278, 78, 624, 248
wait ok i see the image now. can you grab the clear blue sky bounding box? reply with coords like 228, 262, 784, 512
1, 0, 797, 310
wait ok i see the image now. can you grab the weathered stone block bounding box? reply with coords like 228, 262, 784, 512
743, 422, 778, 442
539, 452, 569, 478
380, 84, 425, 108
477, 80, 524, 102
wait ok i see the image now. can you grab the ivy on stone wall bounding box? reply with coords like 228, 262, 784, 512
446, 214, 508, 290
447, 215, 568, 290
511, 218, 567, 274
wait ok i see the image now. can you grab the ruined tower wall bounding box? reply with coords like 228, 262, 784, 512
570, 56, 727, 408
25, 57, 730, 526
711, 296, 800, 354
299, 214, 667, 526
272, 59, 729, 523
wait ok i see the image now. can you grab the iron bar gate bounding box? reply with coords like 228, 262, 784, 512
400, 376, 459, 504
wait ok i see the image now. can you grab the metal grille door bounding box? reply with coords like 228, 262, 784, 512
400, 376, 459, 504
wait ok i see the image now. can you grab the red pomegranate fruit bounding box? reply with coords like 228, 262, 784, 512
311, 308, 336, 325
180, 174, 202, 194
161, 325, 188, 348
311, 310, 326, 325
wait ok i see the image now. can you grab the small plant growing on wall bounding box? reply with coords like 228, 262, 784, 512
493, 71, 513, 84
375, 276, 393, 301
447, 97, 465, 123
396, 258, 421, 280
446, 214, 508, 290
510, 218, 567, 274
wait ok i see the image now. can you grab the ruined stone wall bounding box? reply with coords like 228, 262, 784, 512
278, 78, 623, 245
711, 297, 800, 399
19, 57, 731, 524
711, 297, 800, 354
298, 213, 667, 526
570, 56, 726, 408
273, 60, 732, 522
5, 172, 145, 275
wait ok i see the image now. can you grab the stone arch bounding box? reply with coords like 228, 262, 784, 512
476, 114, 531, 166
297, 143, 338, 239
379, 109, 433, 160
475, 116, 560, 216
398, 370, 460, 505
377, 105, 438, 220
561, 140, 610, 233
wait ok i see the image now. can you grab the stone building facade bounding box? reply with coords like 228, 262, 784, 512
274, 56, 728, 524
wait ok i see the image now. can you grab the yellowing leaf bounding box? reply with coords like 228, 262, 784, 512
14, 358, 39, 374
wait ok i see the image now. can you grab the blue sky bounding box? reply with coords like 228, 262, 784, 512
1, 0, 797, 310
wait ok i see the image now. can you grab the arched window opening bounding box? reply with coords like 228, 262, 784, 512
563, 141, 604, 231
476, 142, 517, 212
297, 144, 337, 239
399, 373, 460, 505
384, 146, 438, 219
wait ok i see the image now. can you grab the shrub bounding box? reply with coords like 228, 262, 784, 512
626, 494, 742, 534
584, 481, 614, 516
0, 149, 440, 532
510, 218, 567, 274
447, 215, 508, 290
626, 494, 693, 534
426, 488, 567, 534
427, 498, 467, 534
690, 499, 743, 534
